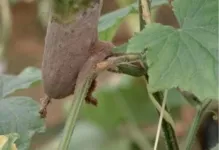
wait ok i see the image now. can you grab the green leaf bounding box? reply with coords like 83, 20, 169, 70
98, 3, 137, 41
0, 96, 45, 150
98, 0, 168, 41
1, 67, 41, 97
127, 0, 218, 100
82, 75, 158, 130
0, 133, 19, 150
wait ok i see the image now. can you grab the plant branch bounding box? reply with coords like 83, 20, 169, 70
0, 0, 11, 58
107, 62, 147, 77
140, 0, 152, 24
58, 64, 96, 150
138, 0, 146, 29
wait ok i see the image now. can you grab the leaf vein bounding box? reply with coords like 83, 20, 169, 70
183, 31, 218, 61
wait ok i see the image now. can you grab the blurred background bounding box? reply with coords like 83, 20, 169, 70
1, 0, 197, 149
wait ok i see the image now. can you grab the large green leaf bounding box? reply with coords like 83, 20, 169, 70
0, 96, 45, 150
127, 0, 218, 100
1, 67, 41, 97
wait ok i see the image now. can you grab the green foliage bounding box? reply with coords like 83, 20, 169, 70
0, 133, 19, 150
2, 0, 218, 149
98, 0, 168, 41
1, 67, 41, 97
81, 76, 186, 130
0, 67, 45, 150
126, 0, 218, 100
98, 3, 138, 41
94, 0, 218, 148
82, 76, 158, 129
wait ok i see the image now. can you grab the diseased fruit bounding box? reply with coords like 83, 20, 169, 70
42, 1, 103, 99
39, 1, 114, 118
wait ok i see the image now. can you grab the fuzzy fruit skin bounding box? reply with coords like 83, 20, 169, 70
42, 2, 101, 99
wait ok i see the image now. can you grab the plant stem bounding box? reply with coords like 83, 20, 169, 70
138, 0, 146, 30
148, 91, 175, 128
153, 92, 179, 150
0, 0, 11, 60
58, 69, 96, 150
154, 90, 168, 150
140, 0, 152, 24
138, 1, 179, 149
185, 100, 212, 150
107, 62, 147, 77
58, 53, 143, 150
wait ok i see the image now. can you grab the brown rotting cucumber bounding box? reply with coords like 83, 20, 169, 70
40, 0, 114, 117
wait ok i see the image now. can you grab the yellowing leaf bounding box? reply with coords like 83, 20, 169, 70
0, 134, 18, 150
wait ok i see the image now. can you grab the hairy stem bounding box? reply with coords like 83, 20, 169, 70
58, 67, 96, 150
153, 92, 179, 150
